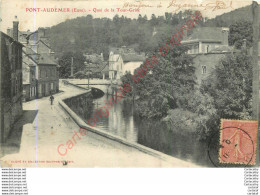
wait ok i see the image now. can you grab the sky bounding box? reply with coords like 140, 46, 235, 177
0, 0, 253, 32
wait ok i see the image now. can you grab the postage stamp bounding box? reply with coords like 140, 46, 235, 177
219, 119, 258, 165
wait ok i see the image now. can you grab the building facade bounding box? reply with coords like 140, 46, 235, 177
108, 47, 145, 80
22, 47, 37, 101
8, 27, 59, 101
182, 27, 230, 55
182, 27, 233, 84
36, 54, 59, 98
0, 19, 23, 143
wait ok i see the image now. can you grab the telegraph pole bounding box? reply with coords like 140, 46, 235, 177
70, 57, 74, 77
252, 1, 260, 165
84, 61, 90, 89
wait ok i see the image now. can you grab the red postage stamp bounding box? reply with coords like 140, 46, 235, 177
219, 119, 258, 165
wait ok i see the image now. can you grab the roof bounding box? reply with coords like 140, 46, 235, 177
38, 53, 57, 66
208, 45, 234, 53
0, 32, 24, 47
85, 54, 103, 64
182, 27, 228, 43
22, 55, 37, 66
23, 46, 38, 65
109, 47, 145, 63
37, 39, 51, 48
101, 63, 109, 73
121, 53, 145, 62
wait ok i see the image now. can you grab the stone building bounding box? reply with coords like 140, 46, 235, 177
192, 46, 233, 85
22, 47, 37, 101
8, 27, 59, 100
0, 18, 23, 143
182, 27, 233, 84
182, 27, 230, 54
36, 53, 59, 97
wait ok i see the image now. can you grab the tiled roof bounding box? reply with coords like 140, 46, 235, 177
38, 53, 57, 66
109, 47, 145, 62
121, 53, 145, 62
100, 63, 109, 73
0, 32, 24, 47
37, 39, 51, 48
208, 45, 233, 53
183, 27, 228, 43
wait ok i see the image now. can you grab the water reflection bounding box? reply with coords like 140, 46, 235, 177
70, 94, 213, 166
89, 95, 138, 143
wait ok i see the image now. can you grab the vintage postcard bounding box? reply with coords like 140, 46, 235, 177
0, 0, 259, 167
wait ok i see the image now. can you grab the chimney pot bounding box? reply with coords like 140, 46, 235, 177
13, 16, 19, 41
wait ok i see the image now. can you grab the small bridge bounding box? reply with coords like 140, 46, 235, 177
63, 79, 120, 95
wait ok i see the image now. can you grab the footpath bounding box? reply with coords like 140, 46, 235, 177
0, 81, 200, 167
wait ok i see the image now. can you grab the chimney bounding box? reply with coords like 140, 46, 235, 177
13, 16, 19, 41
221, 27, 229, 46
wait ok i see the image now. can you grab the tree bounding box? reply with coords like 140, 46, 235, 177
130, 45, 197, 118
150, 14, 158, 26
58, 52, 85, 78
201, 50, 253, 120
228, 21, 253, 49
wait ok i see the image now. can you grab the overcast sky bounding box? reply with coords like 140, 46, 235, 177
0, 0, 252, 32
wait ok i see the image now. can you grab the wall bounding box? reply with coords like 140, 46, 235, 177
123, 62, 143, 74
192, 53, 226, 85
1, 33, 23, 143
63, 92, 94, 121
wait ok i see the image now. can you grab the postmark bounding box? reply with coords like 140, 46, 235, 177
208, 119, 258, 167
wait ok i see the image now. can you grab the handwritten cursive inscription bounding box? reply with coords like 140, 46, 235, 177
123, 1, 153, 9
167, 0, 233, 11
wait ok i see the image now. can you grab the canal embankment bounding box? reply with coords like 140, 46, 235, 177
59, 81, 201, 167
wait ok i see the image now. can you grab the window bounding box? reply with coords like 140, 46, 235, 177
202, 66, 207, 74
39, 69, 42, 78
206, 45, 209, 53
51, 83, 54, 90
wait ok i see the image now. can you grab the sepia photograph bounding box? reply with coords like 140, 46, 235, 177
0, 0, 259, 168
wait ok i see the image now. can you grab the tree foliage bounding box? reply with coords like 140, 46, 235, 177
47, 12, 205, 58
201, 50, 253, 120
228, 21, 253, 49
121, 46, 197, 118
58, 52, 85, 78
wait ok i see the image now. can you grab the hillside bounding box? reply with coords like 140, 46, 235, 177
45, 11, 204, 59
45, 4, 256, 58
204, 4, 253, 27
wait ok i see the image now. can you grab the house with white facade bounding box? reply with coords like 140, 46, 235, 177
108, 47, 145, 80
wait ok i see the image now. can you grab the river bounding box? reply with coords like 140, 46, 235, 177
69, 93, 213, 167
